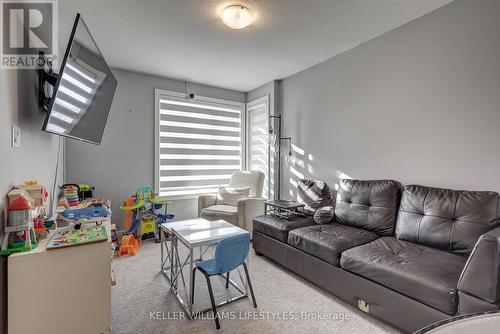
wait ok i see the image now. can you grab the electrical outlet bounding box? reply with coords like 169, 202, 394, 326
12, 124, 20, 148
357, 299, 370, 313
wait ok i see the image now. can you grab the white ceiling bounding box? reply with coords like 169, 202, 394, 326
59, 0, 454, 92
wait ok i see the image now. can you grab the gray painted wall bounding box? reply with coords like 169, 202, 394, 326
65, 69, 246, 229
280, 0, 500, 199
0, 69, 64, 232
66, 0, 500, 226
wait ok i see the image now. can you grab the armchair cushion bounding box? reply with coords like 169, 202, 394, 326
200, 199, 265, 232
201, 205, 238, 225
458, 226, 500, 303
228, 171, 264, 197
216, 186, 250, 206
198, 170, 266, 232
198, 194, 217, 217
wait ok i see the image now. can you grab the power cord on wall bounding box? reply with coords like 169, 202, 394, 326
48, 136, 62, 219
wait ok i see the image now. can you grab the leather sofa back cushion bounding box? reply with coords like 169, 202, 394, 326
335, 179, 402, 236
396, 185, 499, 254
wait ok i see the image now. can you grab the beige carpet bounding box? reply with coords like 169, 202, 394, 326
111, 240, 400, 334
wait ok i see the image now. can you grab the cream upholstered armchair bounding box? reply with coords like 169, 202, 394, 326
198, 171, 266, 232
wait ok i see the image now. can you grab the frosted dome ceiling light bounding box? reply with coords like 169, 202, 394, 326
220, 5, 253, 29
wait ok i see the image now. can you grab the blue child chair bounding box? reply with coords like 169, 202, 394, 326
191, 234, 257, 329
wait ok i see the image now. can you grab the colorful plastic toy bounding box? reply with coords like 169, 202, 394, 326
118, 186, 173, 256
118, 234, 140, 256
58, 198, 69, 208
122, 197, 136, 232
63, 185, 80, 207
4, 181, 50, 251
78, 184, 95, 200
9, 180, 49, 207
140, 214, 156, 240
0, 195, 37, 255
61, 206, 110, 220
61, 183, 95, 201
110, 224, 119, 251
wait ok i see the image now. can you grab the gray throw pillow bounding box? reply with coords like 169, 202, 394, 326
297, 179, 333, 214
314, 206, 335, 224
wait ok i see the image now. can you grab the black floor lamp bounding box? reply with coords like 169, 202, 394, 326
269, 115, 295, 200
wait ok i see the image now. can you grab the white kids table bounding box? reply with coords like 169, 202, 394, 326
160, 218, 250, 318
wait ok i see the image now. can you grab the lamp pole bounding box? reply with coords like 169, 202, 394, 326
269, 115, 281, 199
269, 115, 293, 200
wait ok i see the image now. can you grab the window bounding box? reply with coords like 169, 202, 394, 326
246, 95, 270, 198
155, 90, 245, 199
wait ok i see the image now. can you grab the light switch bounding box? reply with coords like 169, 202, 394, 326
12, 124, 20, 148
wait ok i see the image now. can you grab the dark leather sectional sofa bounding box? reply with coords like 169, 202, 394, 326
252, 179, 500, 333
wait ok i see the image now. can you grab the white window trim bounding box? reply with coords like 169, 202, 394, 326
246, 94, 270, 198
155, 89, 246, 200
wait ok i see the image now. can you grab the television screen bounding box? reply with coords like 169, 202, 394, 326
42, 13, 117, 145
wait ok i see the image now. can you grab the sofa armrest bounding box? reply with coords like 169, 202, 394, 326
458, 226, 500, 303
237, 197, 265, 233
197, 194, 217, 217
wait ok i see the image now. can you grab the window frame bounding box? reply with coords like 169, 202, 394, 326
154, 89, 246, 200
246, 94, 270, 199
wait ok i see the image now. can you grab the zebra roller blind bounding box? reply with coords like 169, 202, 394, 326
155, 91, 245, 198
247, 96, 270, 198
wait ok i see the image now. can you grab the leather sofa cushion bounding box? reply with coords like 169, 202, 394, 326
201, 205, 238, 225
335, 179, 402, 236
287, 223, 379, 266
253, 215, 315, 242
340, 237, 467, 315
395, 185, 499, 254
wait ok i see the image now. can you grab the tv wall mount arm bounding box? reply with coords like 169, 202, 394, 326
38, 51, 59, 111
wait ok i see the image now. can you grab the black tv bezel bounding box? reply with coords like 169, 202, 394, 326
42, 13, 117, 145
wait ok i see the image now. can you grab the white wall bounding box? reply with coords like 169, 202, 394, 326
280, 0, 500, 199
0, 69, 64, 232
65, 69, 246, 229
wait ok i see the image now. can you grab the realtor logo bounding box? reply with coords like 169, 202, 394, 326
1, 0, 58, 69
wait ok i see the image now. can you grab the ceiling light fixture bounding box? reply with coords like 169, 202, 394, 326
220, 5, 253, 29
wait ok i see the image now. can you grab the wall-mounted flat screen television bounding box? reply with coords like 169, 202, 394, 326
42, 13, 117, 145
